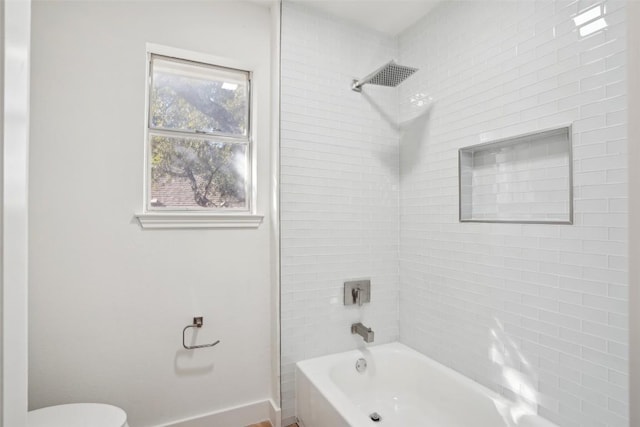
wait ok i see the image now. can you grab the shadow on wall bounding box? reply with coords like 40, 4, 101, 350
174, 349, 215, 376
360, 91, 434, 175
399, 99, 433, 179
174, 328, 215, 376
359, 91, 400, 173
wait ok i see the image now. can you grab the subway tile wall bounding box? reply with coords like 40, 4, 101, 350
279, 2, 401, 423
398, 1, 628, 426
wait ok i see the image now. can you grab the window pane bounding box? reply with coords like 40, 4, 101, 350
149, 135, 247, 210
150, 56, 248, 137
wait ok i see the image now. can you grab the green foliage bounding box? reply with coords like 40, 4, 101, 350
151, 137, 246, 208
149, 70, 248, 208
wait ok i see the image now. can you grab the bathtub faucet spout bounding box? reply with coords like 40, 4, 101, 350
351, 322, 374, 343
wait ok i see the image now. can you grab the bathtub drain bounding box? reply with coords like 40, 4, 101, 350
369, 412, 381, 422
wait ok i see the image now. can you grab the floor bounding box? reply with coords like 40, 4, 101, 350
245, 423, 298, 427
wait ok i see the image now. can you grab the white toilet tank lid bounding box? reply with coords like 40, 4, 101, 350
28, 403, 127, 427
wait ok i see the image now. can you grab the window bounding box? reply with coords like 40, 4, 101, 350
137, 48, 262, 229
147, 54, 251, 210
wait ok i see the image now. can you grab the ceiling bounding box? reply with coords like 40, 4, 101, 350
289, 0, 443, 35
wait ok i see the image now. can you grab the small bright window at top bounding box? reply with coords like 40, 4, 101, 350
147, 55, 252, 211
579, 18, 607, 37
573, 5, 601, 26
573, 4, 608, 37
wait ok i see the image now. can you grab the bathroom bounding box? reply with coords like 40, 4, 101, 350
2, 0, 639, 426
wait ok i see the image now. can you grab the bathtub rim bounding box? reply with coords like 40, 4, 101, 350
295, 341, 558, 427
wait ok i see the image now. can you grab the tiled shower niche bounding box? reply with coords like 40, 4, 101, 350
459, 126, 573, 224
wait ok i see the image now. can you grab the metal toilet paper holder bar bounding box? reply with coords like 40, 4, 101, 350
182, 317, 220, 350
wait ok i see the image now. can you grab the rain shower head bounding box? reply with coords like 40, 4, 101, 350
352, 60, 418, 92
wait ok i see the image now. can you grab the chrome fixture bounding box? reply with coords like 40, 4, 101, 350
351, 60, 418, 92
182, 317, 221, 350
351, 322, 375, 343
355, 357, 368, 373
344, 279, 371, 306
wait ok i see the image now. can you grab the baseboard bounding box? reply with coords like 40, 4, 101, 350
157, 399, 281, 427
269, 399, 282, 427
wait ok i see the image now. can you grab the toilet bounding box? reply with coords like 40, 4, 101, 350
28, 403, 128, 427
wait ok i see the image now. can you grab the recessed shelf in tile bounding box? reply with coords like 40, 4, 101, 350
459, 126, 573, 224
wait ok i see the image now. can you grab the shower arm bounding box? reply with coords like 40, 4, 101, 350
352, 66, 384, 92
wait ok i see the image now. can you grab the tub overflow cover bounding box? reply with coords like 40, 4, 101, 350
355, 358, 367, 373
370, 412, 381, 422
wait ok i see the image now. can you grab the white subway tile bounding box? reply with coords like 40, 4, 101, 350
282, 1, 629, 425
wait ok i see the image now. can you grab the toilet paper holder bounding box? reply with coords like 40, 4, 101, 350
182, 317, 221, 350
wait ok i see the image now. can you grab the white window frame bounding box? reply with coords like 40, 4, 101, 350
135, 44, 263, 229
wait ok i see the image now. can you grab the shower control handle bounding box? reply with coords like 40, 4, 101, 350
344, 280, 371, 306
352, 287, 361, 305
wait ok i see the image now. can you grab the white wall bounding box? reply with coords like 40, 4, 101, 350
279, 2, 400, 423
3, 0, 30, 425
0, 0, 4, 419
398, 1, 628, 426
28, 2, 276, 426
627, 1, 640, 425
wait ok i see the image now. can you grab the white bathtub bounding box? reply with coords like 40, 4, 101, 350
295, 343, 559, 427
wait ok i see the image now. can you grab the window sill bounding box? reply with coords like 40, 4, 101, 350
135, 212, 264, 229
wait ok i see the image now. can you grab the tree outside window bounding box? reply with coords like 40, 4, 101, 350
147, 55, 251, 211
